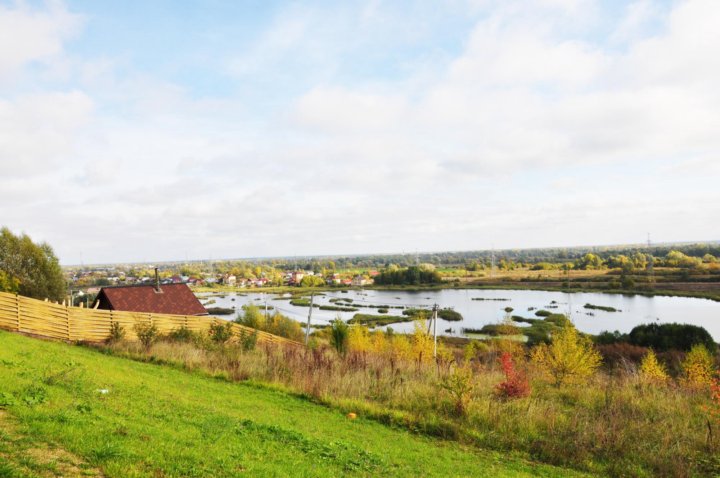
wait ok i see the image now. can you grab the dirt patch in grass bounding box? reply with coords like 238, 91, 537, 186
0, 410, 104, 477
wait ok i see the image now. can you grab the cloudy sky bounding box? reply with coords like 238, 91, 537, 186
1, 0, 719, 264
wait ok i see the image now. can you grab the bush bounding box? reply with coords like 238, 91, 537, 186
437, 308, 463, 321
440, 364, 475, 416
265, 313, 304, 341
535, 310, 551, 317
475, 324, 521, 336
235, 304, 265, 329
208, 321, 234, 344
629, 323, 717, 353
531, 325, 602, 386
134, 322, 159, 349
330, 319, 349, 355
597, 342, 648, 368
107, 321, 125, 344
594, 330, 629, 345
494, 352, 530, 400
239, 329, 258, 351
167, 326, 195, 343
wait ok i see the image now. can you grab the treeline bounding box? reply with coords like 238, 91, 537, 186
0, 227, 66, 301
373, 266, 442, 286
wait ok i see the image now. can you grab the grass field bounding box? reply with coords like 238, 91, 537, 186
0, 330, 589, 477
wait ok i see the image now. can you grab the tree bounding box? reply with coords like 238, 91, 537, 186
665, 250, 702, 268
639, 349, 669, 384
681, 344, 715, 389
300, 275, 325, 287
531, 324, 602, 386
575, 253, 604, 270
628, 323, 716, 353
0, 227, 66, 301
0, 270, 19, 293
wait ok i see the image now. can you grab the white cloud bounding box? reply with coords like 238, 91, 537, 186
0, 1, 81, 79
0, 91, 93, 176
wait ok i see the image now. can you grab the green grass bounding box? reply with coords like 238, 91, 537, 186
0, 331, 588, 477
348, 314, 412, 327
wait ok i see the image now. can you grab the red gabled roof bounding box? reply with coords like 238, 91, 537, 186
96, 283, 207, 316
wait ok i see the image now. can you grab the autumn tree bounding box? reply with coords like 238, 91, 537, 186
531, 324, 602, 386
639, 349, 669, 384
681, 344, 716, 389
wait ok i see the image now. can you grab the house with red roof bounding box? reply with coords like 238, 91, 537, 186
93, 272, 207, 316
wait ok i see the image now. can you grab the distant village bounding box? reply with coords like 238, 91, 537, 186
67, 265, 378, 296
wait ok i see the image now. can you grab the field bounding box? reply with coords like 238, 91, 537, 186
0, 330, 587, 478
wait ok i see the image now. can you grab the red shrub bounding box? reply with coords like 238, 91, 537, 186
710, 375, 720, 424
495, 352, 531, 399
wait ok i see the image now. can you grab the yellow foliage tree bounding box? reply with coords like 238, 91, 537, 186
639, 349, 669, 384
681, 344, 715, 389
348, 325, 372, 353
390, 334, 412, 361
530, 324, 602, 386
370, 331, 388, 355
410, 320, 434, 364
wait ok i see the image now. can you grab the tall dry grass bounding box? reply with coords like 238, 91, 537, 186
102, 330, 720, 478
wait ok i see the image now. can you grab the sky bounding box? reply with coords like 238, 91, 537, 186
1, 0, 719, 265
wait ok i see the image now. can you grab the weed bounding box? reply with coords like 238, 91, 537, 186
21, 386, 47, 406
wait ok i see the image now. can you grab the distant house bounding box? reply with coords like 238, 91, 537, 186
352, 275, 372, 287
93, 281, 207, 316
290, 271, 304, 285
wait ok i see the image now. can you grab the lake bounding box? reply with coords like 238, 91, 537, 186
198, 288, 720, 340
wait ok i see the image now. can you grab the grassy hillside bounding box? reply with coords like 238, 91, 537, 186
0, 331, 588, 477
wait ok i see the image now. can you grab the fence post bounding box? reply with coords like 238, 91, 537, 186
15, 294, 20, 333
65, 304, 72, 341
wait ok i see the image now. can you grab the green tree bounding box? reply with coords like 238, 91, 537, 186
0, 227, 66, 301
575, 253, 604, 270
300, 275, 325, 287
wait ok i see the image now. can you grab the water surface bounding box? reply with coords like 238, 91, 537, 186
200, 289, 720, 340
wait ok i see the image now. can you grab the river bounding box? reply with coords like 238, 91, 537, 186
198, 288, 720, 340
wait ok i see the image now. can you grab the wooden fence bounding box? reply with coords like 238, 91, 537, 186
0, 291, 300, 346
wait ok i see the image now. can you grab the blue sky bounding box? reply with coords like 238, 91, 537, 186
0, 0, 718, 264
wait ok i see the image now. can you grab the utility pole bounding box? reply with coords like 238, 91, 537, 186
263, 293, 269, 319
432, 303, 439, 359
304, 293, 314, 345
